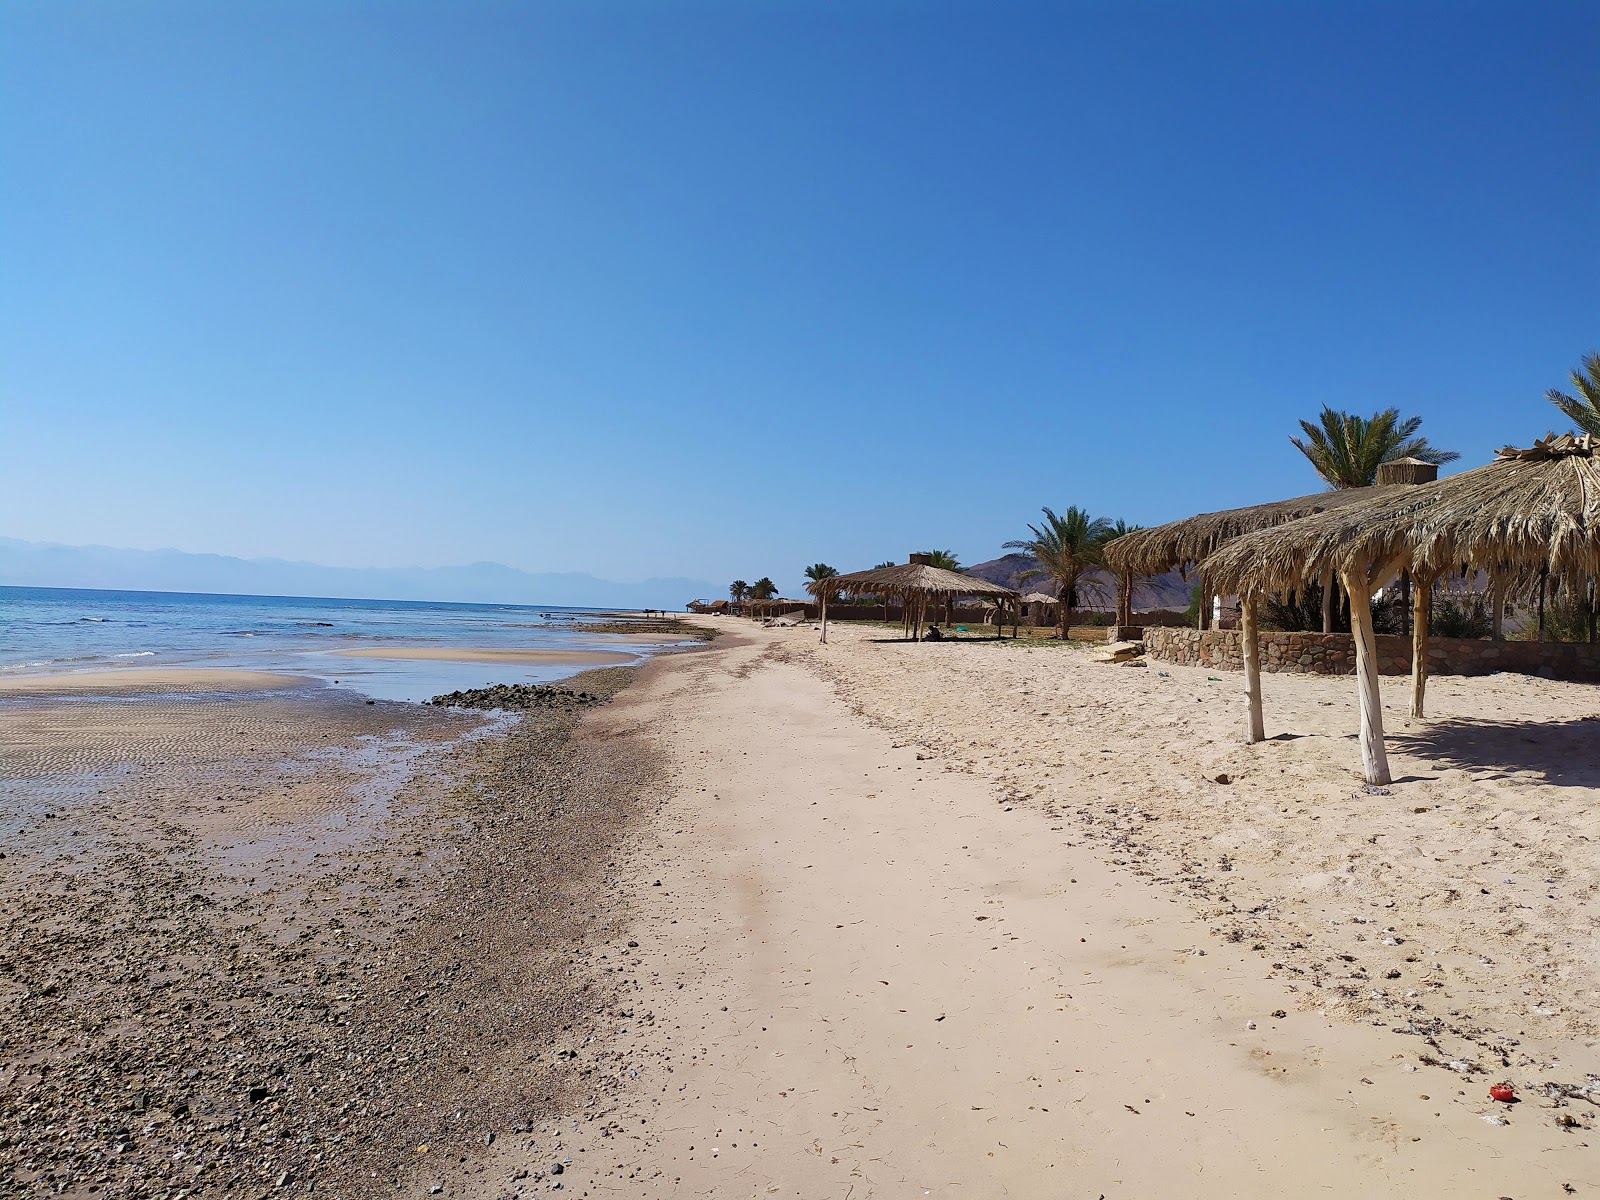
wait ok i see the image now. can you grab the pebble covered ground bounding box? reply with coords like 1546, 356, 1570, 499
0, 665, 660, 1199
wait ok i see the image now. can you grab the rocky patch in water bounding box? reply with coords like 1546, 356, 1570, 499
427, 683, 608, 711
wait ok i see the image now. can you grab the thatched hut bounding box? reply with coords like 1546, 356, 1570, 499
806, 554, 1021, 643
1104, 487, 1378, 631
741, 596, 809, 620
1201, 434, 1600, 783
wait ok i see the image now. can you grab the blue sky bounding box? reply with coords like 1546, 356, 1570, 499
3, 0, 1596, 597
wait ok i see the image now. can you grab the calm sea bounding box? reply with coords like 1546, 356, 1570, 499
0, 586, 677, 701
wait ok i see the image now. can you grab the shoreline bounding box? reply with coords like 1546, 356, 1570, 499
6, 617, 1598, 1194
0, 662, 670, 1196
330, 644, 636, 666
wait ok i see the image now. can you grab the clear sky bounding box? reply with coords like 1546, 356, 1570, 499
3, 0, 1596, 597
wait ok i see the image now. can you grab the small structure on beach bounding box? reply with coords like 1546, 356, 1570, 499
1105, 487, 1380, 632
1201, 434, 1600, 783
806, 554, 1021, 643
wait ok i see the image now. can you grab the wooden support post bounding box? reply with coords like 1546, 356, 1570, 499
1196, 574, 1206, 630
1538, 566, 1548, 643
1320, 566, 1334, 633
1340, 561, 1392, 785
1410, 570, 1432, 719
1490, 573, 1504, 640
1240, 590, 1265, 743
819, 590, 829, 644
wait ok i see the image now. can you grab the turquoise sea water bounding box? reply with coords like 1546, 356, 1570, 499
0, 586, 681, 701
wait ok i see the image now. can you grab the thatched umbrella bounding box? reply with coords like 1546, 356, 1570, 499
806, 555, 1020, 643
1201, 434, 1600, 783
1104, 487, 1378, 631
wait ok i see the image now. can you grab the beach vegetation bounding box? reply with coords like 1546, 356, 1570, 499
1431, 592, 1494, 639
1289, 406, 1459, 488
803, 563, 839, 582
1545, 351, 1600, 437
748, 577, 778, 600
1003, 506, 1113, 638
916, 550, 961, 570
1096, 519, 1144, 626
729, 579, 749, 602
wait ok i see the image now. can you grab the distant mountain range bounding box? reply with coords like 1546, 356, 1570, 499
964, 553, 1193, 612
0, 537, 717, 610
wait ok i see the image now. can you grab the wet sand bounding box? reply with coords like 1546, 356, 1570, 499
333, 645, 633, 665
0, 667, 661, 1196
0, 667, 312, 694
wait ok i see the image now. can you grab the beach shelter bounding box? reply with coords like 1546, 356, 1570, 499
1104, 487, 1379, 631
805, 555, 1021, 643
1201, 434, 1600, 783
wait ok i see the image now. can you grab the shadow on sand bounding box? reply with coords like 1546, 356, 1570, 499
1388, 717, 1600, 787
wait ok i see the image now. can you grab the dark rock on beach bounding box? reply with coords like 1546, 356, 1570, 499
426, 683, 609, 711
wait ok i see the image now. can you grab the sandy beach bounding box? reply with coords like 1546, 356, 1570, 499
5, 619, 1598, 1196
458, 619, 1599, 1197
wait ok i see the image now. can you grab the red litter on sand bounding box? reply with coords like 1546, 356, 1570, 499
1489, 1084, 1516, 1103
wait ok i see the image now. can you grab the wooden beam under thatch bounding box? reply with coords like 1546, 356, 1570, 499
1201, 435, 1600, 596
1199, 434, 1600, 784
1102, 487, 1379, 578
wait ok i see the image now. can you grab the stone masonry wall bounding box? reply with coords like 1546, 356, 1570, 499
1143, 626, 1600, 683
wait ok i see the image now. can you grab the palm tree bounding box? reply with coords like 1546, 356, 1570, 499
729, 579, 749, 603
1004, 506, 1113, 638
749, 577, 778, 600
803, 563, 839, 583
1289, 406, 1458, 490
917, 549, 961, 570
1546, 351, 1600, 436
1097, 520, 1144, 626
1290, 407, 1458, 633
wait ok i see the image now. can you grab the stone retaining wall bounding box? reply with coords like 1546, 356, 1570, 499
1143, 626, 1600, 682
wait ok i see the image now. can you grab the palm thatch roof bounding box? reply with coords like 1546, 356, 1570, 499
1102, 487, 1379, 576
1202, 434, 1600, 594
806, 562, 1019, 600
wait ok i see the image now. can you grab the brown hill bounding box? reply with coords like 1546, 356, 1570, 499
963, 554, 1192, 613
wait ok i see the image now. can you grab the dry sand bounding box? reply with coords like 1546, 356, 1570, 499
472, 620, 1599, 1197
333, 645, 634, 665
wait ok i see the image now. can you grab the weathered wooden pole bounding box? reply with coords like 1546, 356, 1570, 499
1409, 570, 1433, 719
1340, 560, 1392, 785
1240, 589, 1265, 743
1538, 566, 1548, 642
1320, 566, 1335, 633
819, 589, 829, 644
1490, 572, 1505, 640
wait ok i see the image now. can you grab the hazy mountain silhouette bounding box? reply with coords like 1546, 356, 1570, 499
0, 537, 716, 609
